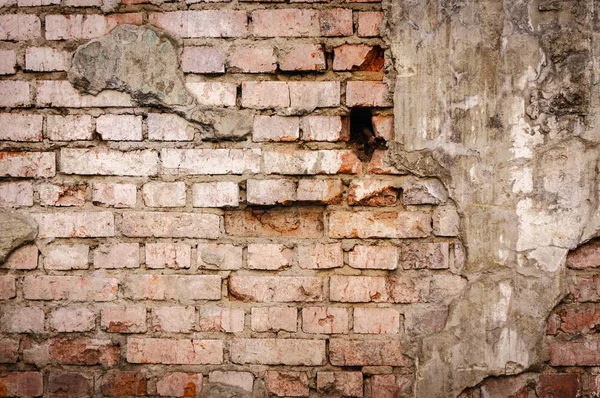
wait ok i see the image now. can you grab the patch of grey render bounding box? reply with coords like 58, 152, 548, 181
0, 210, 36, 264
382, 0, 600, 396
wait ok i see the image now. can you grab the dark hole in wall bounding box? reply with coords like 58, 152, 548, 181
349, 107, 387, 162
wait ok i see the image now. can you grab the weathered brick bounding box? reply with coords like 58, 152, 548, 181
297, 179, 343, 204
328, 211, 432, 238
37, 81, 132, 108
18, 0, 58, 6
298, 243, 343, 269
348, 245, 398, 270
149, 10, 247, 38
230, 46, 276, 73
127, 338, 223, 364
198, 307, 245, 333
49, 338, 119, 366
49, 307, 95, 332
302, 307, 348, 334
567, 239, 600, 269
247, 179, 297, 205
162, 148, 261, 175
101, 307, 147, 333
142, 182, 186, 208
251, 307, 297, 332
0, 114, 42, 141
320, 8, 353, 36
147, 113, 194, 141
0, 372, 43, 397
348, 180, 398, 206
39, 183, 86, 207
0, 15, 41, 40
193, 182, 240, 207
100, 371, 146, 397
372, 115, 393, 140
48, 372, 93, 398
23, 275, 118, 301
45, 14, 143, 40
253, 115, 300, 142
25, 47, 71, 72
46, 115, 93, 141
92, 183, 136, 208
329, 339, 410, 366
157, 373, 203, 397
0, 339, 19, 363
197, 243, 242, 270
317, 372, 363, 398
358, 11, 383, 37
252, 9, 319, 37
0, 276, 16, 300
208, 371, 254, 393
146, 243, 191, 269
0, 182, 34, 207
33, 212, 114, 238
97, 114, 143, 141
403, 179, 448, 204
401, 242, 449, 270
230, 275, 323, 302
367, 150, 405, 174
225, 209, 324, 238
247, 244, 293, 271
94, 243, 139, 269
43, 243, 89, 270
428, 274, 468, 304
569, 275, 600, 302
186, 82, 237, 106
263, 150, 361, 174
433, 206, 460, 237
230, 339, 326, 365
354, 307, 400, 334
550, 338, 600, 366
0, 50, 16, 75
0, 152, 55, 177
1, 306, 44, 333
120, 212, 220, 238
265, 371, 309, 397
330, 275, 429, 303
153, 306, 195, 333
4, 244, 37, 270
60, 148, 158, 176
182, 46, 225, 73
279, 44, 326, 71
123, 275, 222, 301
346, 81, 391, 107
289, 81, 341, 110
537, 374, 581, 398
301, 115, 348, 142
242, 81, 290, 108
334, 44, 383, 71
558, 306, 600, 334
370, 375, 413, 398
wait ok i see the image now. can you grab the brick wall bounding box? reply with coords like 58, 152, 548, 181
0, 0, 467, 396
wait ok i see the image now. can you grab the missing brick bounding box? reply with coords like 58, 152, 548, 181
349, 107, 388, 162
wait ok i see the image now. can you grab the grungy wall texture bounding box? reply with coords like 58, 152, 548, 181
1, 0, 600, 397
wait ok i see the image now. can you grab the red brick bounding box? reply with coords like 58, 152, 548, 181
253, 115, 300, 142
302, 307, 348, 334
25, 47, 71, 72
186, 82, 237, 107
558, 305, 600, 334
48, 371, 93, 398
49, 338, 120, 366
0, 114, 42, 142
372, 115, 393, 140
370, 375, 412, 398
146, 243, 191, 269
1, 306, 44, 333
0, 372, 43, 397
97, 114, 143, 141
123, 275, 221, 301
401, 242, 449, 270
230, 275, 323, 302
0, 339, 19, 363
320, 9, 353, 36
404, 306, 448, 335
182, 46, 225, 73
0, 152, 55, 178
550, 338, 600, 366
297, 179, 343, 204
92, 182, 136, 208
246, 179, 296, 205
547, 312, 561, 335
358, 12, 383, 37
193, 182, 239, 208
33, 212, 114, 238
101, 307, 147, 333
119, 212, 220, 238
570, 275, 600, 302
354, 307, 399, 334
4, 244, 37, 272
198, 307, 244, 333
197, 243, 242, 270
161, 148, 261, 175
152, 306, 195, 333
0, 50, 15, 75
334, 44, 383, 71
142, 182, 186, 208
346, 81, 392, 107
263, 150, 361, 174
301, 115, 349, 142
329, 339, 410, 366
329, 211, 431, 239
348, 245, 398, 270
60, 148, 157, 176
147, 113, 195, 141
317, 372, 363, 398
265, 371, 309, 397
567, 240, 600, 269
230, 46, 276, 73
150, 11, 247, 38
537, 374, 580, 398
0, 81, 30, 108
289, 81, 341, 110
157, 373, 203, 397
0, 276, 16, 300
45, 14, 143, 40
330, 275, 428, 303
347, 180, 398, 206
251, 307, 297, 332
101, 372, 146, 397
279, 44, 326, 71
94, 243, 139, 269
39, 183, 86, 207
225, 209, 323, 238
247, 243, 294, 270
37, 81, 132, 108
46, 115, 93, 141
0, 182, 34, 207
49, 307, 95, 332
242, 81, 290, 109
0, 15, 41, 40
127, 338, 223, 364
230, 339, 326, 365
252, 9, 319, 37
23, 275, 118, 301
298, 243, 343, 269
